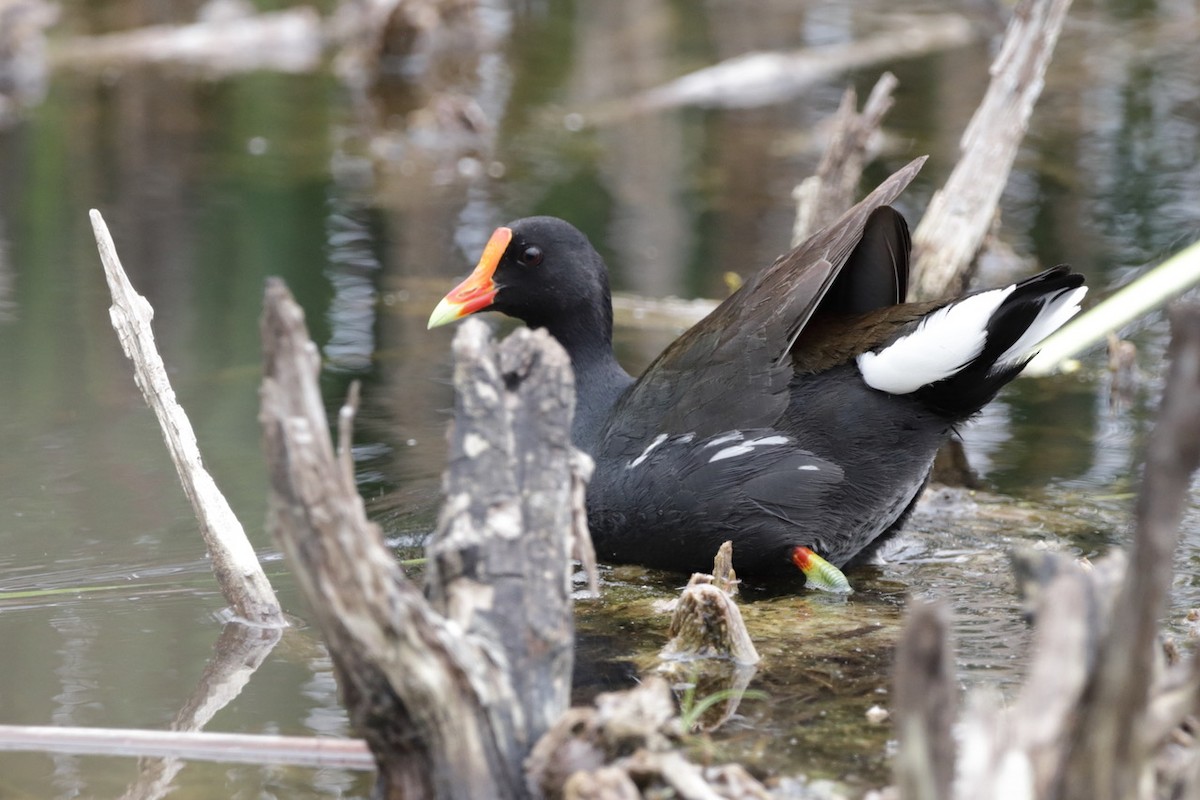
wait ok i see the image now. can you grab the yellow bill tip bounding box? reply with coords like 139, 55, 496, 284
427, 226, 512, 330
427, 295, 465, 329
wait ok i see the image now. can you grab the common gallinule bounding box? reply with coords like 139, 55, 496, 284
428, 158, 1086, 588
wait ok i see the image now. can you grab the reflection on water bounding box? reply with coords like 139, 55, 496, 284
323, 199, 382, 374
0, 0, 1197, 795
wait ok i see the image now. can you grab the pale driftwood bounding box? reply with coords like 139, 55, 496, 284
1025, 238, 1200, 376
891, 304, 1200, 800
909, 0, 1074, 301
50, 7, 322, 75
0, 725, 373, 769
660, 544, 759, 667
526, 677, 771, 800
424, 317, 598, 748
262, 287, 512, 797
892, 600, 956, 800
632, 14, 973, 112
119, 623, 283, 800
90, 210, 285, 628
792, 73, 898, 245
1058, 303, 1200, 800
0, 0, 56, 123
261, 282, 592, 799
656, 542, 759, 735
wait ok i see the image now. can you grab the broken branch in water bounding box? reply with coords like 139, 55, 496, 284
262, 284, 770, 797
89, 210, 284, 628
910, 0, 1075, 301
631, 14, 973, 112
261, 286, 592, 797
0, 725, 373, 770
792, 72, 898, 245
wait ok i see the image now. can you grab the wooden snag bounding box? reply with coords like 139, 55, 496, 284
259, 280, 592, 800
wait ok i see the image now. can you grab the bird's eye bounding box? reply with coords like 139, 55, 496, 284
518, 245, 543, 267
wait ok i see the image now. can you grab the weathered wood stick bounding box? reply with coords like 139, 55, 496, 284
892, 600, 956, 800
792, 72, 898, 245
260, 281, 589, 799
89, 209, 285, 628
910, 0, 1074, 300
1059, 303, 1200, 800
262, 282, 511, 798
0, 725, 373, 770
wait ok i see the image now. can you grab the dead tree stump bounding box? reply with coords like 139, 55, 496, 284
891, 303, 1200, 800
425, 316, 597, 759
259, 280, 594, 800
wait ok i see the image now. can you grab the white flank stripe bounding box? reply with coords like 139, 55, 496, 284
747, 435, 789, 446
707, 435, 789, 463
994, 286, 1088, 368
702, 431, 743, 448
857, 287, 1014, 394
628, 433, 668, 469
709, 444, 754, 462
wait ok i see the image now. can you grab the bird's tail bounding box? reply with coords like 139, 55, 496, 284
855, 266, 1087, 417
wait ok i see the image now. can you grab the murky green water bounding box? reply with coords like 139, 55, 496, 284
1, 0, 1198, 796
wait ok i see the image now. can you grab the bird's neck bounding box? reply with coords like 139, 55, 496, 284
536, 307, 634, 455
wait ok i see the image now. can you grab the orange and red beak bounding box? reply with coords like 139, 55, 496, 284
427, 227, 513, 329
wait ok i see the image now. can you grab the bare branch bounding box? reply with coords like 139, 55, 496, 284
910, 0, 1074, 300
90, 209, 284, 628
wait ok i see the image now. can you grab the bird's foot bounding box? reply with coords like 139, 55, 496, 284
790, 546, 853, 594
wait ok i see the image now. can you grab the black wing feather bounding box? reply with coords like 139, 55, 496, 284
599, 157, 927, 455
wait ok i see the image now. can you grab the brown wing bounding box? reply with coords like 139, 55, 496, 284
599, 157, 926, 453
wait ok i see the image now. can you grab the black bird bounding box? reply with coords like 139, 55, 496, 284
428, 158, 1086, 588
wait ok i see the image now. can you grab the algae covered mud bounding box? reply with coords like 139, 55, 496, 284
569, 488, 1108, 789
